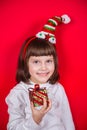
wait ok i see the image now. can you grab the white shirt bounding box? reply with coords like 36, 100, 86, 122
5, 81, 75, 130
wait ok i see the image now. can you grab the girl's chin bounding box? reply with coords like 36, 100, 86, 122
30, 75, 50, 84
32, 79, 48, 84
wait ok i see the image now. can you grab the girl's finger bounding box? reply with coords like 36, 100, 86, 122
45, 99, 52, 113
30, 101, 35, 111
41, 98, 48, 111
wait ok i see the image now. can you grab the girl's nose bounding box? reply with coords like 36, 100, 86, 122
41, 63, 46, 70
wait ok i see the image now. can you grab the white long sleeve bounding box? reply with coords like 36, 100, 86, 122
5, 81, 75, 130
55, 83, 75, 130
5, 87, 42, 130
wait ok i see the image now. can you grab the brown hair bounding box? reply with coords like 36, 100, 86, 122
16, 36, 60, 84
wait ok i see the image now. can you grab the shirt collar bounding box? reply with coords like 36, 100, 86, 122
20, 80, 51, 90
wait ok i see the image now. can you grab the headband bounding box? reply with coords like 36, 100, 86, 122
23, 14, 71, 59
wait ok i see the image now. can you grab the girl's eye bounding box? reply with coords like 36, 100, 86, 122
33, 60, 39, 64
46, 60, 53, 63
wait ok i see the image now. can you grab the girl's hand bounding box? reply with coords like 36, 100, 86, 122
30, 98, 52, 124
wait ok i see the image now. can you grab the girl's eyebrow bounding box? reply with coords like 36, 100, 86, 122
46, 57, 54, 60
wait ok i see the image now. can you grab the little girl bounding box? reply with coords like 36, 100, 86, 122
6, 15, 75, 130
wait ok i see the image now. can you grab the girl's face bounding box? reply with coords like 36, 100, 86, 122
28, 55, 55, 84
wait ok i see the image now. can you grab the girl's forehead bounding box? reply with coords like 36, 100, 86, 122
29, 55, 54, 60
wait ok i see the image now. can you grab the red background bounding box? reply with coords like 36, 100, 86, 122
0, 0, 87, 130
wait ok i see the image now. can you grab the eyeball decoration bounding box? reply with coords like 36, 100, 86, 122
36, 32, 46, 39
36, 14, 71, 44
49, 36, 56, 44
36, 31, 56, 44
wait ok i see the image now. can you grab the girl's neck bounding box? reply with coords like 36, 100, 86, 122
29, 79, 49, 86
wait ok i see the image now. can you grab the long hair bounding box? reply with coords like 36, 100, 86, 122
16, 36, 60, 84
